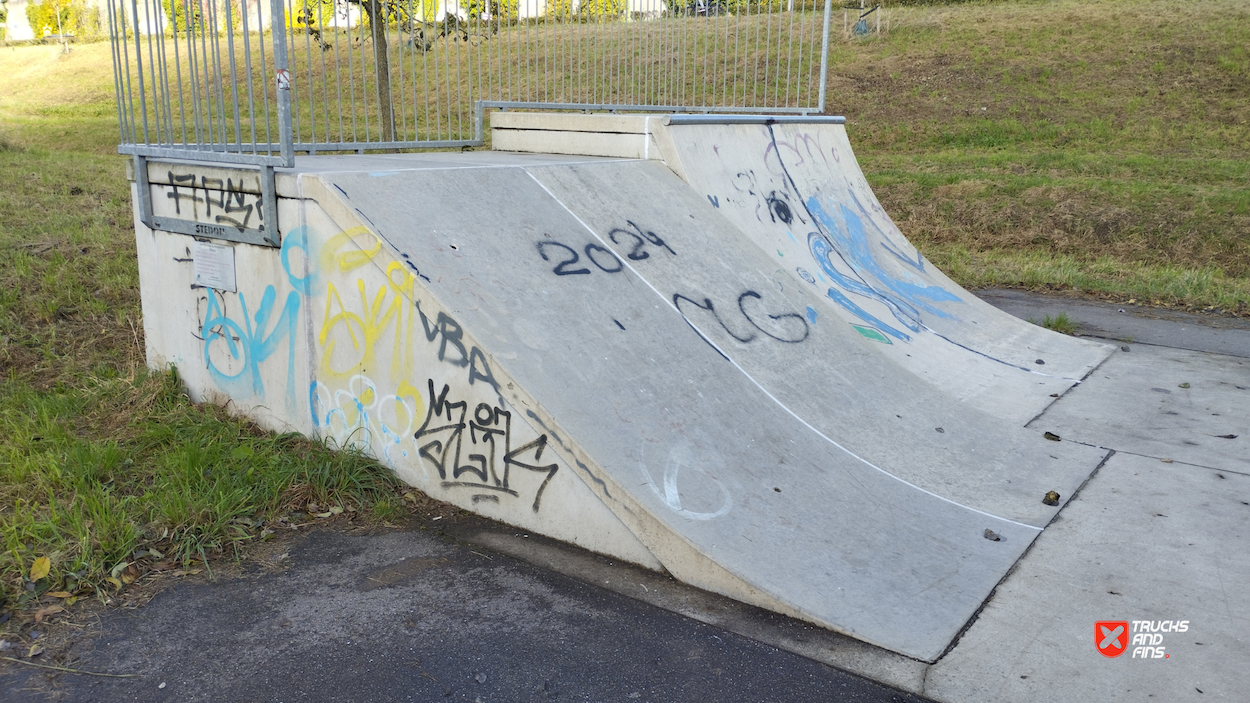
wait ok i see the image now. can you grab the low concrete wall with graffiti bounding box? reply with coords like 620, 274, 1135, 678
132, 165, 662, 571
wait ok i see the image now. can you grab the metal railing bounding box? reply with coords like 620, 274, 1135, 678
109, 0, 832, 244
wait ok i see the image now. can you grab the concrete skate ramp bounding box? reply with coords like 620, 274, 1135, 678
307, 158, 1109, 660
658, 120, 1114, 424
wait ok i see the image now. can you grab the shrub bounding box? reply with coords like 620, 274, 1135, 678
26, 0, 100, 39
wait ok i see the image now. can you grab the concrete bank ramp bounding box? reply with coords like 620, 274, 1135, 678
657, 120, 1115, 424
302, 157, 1109, 661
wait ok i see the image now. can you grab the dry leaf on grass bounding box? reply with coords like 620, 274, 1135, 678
29, 557, 50, 581
33, 605, 63, 624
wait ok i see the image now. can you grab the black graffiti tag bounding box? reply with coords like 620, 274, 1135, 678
674, 290, 809, 351
415, 380, 558, 512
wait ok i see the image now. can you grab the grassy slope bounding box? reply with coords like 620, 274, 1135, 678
831, 0, 1249, 310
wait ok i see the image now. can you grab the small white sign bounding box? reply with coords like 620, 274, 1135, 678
193, 241, 237, 292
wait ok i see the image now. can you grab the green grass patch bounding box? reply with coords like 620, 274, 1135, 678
1030, 313, 1078, 336
0, 369, 404, 611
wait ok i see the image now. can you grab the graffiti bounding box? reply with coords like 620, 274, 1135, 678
674, 290, 809, 349
198, 284, 300, 405
733, 125, 967, 342
415, 380, 558, 512
804, 198, 961, 342
729, 169, 807, 228
641, 442, 732, 521
536, 222, 677, 278
310, 374, 425, 467
415, 301, 499, 392
607, 221, 677, 259
165, 171, 263, 231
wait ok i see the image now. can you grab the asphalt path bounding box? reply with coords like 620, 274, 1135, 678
0, 525, 929, 703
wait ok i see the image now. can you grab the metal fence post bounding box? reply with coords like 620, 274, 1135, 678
271, 0, 294, 167
818, 0, 832, 114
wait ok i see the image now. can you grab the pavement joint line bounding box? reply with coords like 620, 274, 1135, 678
1079, 334, 1250, 360
1021, 342, 1117, 427
927, 446, 1116, 671
1024, 415, 1247, 476
523, 167, 1042, 533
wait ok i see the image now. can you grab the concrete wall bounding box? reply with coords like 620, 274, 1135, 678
133, 162, 662, 571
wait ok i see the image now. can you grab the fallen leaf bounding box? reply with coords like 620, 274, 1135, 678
46, 591, 74, 599
65, 596, 78, 606
33, 605, 63, 624
121, 564, 141, 585
329, 506, 344, 516
30, 557, 51, 582
110, 561, 132, 579
105, 576, 123, 591
1043, 431, 1061, 442
28, 645, 45, 658
316, 511, 333, 518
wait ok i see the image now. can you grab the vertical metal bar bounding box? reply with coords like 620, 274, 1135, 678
240, 0, 259, 152
129, 0, 151, 145
295, 0, 312, 149
135, 155, 154, 228
140, 0, 161, 142
155, 0, 173, 142
272, 0, 293, 163
106, 0, 131, 147
346, 3, 359, 143
202, 0, 222, 147
261, 165, 280, 243
782, 0, 795, 107
395, 0, 408, 141
260, 0, 278, 155
817, 0, 830, 112
222, 0, 244, 148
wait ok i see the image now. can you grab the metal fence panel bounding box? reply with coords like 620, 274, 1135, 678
109, 0, 831, 159
110, 0, 294, 166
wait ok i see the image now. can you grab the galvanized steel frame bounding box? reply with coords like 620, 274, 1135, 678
109, 0, 833, 246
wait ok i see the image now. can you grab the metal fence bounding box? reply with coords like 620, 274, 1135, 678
109, 0, 831, 243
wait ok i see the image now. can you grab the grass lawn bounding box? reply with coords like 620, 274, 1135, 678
833, 0, 1249, 311
0, 0, 1246, 644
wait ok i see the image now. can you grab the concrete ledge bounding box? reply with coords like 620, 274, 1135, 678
490, 111, 655, 134
492, 127, 661, 160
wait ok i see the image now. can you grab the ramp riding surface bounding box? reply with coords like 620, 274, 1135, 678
659, 120, 1114, 424
306, 157, 1109, 660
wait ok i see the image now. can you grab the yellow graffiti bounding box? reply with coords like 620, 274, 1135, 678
320, 226, 383, 275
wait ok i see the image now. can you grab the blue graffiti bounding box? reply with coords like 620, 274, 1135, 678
281, 225, 318, 291
202, 286, 300, 406
805, 196, 961, 340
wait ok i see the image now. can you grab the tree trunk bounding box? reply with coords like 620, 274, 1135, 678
364, 0, 395, 145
